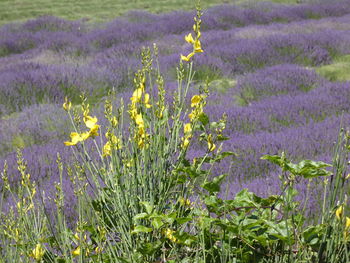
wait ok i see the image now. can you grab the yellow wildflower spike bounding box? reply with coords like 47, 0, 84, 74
63, 97, 72, 111
207, 134, 216, 152
84, 116, 98, 129
72, 246, 81, 257
185, 33, 195, 44
30, 243, 45, 261
336, 206, 344, 219
103, 141, 112, 157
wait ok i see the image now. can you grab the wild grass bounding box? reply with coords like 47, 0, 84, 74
316, 54, 350, 82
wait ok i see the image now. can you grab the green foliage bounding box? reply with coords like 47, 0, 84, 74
315, 54, 350, 82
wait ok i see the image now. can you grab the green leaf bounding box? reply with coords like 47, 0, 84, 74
176, 217, 192, 224
201, 174, 228, 193
131, 225, 153, 234
294, 160, 332, 178
140, 201, 153, 214
151, 217, 164, 229
198, 112, 209, 126
134, 213, 149, 221
137, 241, 162, 255
262, 154, 332, 178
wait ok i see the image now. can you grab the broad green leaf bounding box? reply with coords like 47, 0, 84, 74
176, 217, 192, 224
140, 201, 153, 214
198, 112, 209, 126
151, 217, 164, 229
201, 174, 227, 193
134, 213, 148, 221
131, 225, 153, 234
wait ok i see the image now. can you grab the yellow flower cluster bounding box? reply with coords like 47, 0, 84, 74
182, 123, 192, 148
336, 205, 350, 238
30, 243, 45, 261
64, 108, 100, 146
102, 131, 122, 157
164, 228, 177, 243
129, 72, 152, 149
181, 8, 203, 61
179, 197, 192, 207
188, 94, 205, 121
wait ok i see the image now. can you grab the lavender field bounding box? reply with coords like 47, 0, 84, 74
2, 0, 350, 261
1, 0, 350, 220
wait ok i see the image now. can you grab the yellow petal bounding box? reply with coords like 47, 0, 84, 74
72, 246, 80, 256
181, 52, 195, 62
346, 217, 350, 230
191, 95, 202, 108
103, 141, 112, 157
135, 114, 144, 127
30, 243, 45, 260
207, 134, 216, 152
336, 206, 344, 219
64, 132, 83, 146
88, 124, 100, 138
184, 123, 192, 134
194, 39, 203, 53
185, 33, 195, 44
144, 93, 152, 108
63, 97, 72, 111
84, 116, 98, 129
131, 88, 143, 104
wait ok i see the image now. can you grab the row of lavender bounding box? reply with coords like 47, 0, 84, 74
1, 1, 350, 219
2, 12, 350, 114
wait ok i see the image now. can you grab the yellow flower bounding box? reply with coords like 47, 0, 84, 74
179, 197, 191, 207
182, 137, 190, 148
95, 246, 103, 254
88, 124, 100, 138
336, 206, 344, 219
346, 217, 350, 230
72, 246, 80, 257
185, 33, 195, 44
164, 228, 177, 243
194, 39, 203, 53
181, 52, 195, 62
84, 115, 98, 129
103, 141, 112, 157
135, 113, 144, 127
207, 134, 216, 152
191, 95, 202, 108
30, 243, 45, 261
63, 97, 72, 111
131, 88, 143, 104
64, 132, 84, 146
144, 93, 152, 108
188, 111, 196, 122
184, 123, 192, 134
